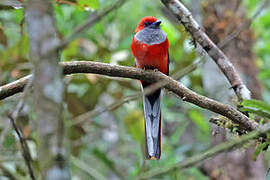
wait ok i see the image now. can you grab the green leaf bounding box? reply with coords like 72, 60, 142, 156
78, 0, 100, 10
189, 109, 210, 133
92, 148, 114, 169
240, 99, 270, 118
253, 142, 269, 161
259, 69, 270, 80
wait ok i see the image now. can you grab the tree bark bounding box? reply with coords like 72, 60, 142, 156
201, 0, 264, 179
25, 0, 69, 179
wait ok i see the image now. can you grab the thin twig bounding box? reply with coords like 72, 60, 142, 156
58, 0, 127, 49
7, 115, 35, 180
72, 156, 106, 180
138, 123, 270, 179
72, 94, 139, 125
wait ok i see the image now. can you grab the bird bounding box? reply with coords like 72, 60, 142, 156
131, 16, 169, 160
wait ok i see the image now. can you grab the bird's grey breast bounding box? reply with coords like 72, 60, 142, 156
135, 28, 167, 45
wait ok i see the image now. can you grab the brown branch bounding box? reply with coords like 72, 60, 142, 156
72, 58, 204, 125
0, 75, 31, 100
161, 0, 251, 100
0, 61, 259, 131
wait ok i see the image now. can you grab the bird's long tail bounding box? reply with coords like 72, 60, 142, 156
142, 85, 162, 160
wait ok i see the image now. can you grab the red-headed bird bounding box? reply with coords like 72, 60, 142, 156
131, 16, 169, 160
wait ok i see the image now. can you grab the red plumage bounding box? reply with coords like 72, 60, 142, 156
131, 16, 169, 160
131, 16, 169, 74
131, 37, 169, 75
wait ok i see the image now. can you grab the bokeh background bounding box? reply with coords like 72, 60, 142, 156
0, 0, 270, 179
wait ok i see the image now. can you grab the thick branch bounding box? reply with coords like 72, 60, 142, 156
161, 0, 251, 100
139, 123, 270, 179
0, 61, 259, 131
0, 75, 30, 100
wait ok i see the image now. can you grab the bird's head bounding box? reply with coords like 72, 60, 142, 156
135, 16, 162, 33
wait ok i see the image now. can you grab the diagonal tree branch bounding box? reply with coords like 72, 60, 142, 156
7, 114, 36, 180
138, 123, 270, 179
0, 61, 259, 132
161, 0, 251, 100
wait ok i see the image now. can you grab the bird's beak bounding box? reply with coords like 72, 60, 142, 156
152, 20, 161, 27
150, 20, 161, 29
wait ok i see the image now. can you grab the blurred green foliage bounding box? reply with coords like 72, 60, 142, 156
0, 0, 269, 179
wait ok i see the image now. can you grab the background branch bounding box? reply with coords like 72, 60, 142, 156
139, 123, 270, 179
58, 0, 127, 49
218, 0, 269, 49
7, 114, 35, 180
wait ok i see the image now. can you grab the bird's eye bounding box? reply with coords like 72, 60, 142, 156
144, 22, 151, 26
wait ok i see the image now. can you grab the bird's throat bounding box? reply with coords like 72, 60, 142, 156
135, 28, 167, 45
